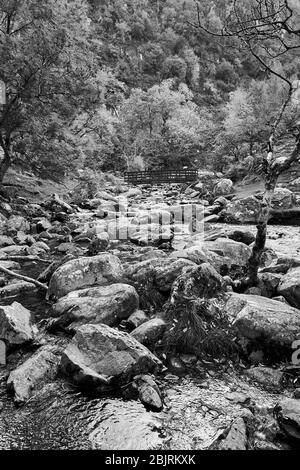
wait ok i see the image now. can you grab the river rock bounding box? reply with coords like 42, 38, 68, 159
271, 188, 294, 210
169, 246, 208, 265
131, 317, 166, 348
275, 398, 300, 441
204, 238, 251, 268
226, 229, 255, 246
171, 263, 226, 301
0, 235, 15, 248
214, 178, 233, 196
49, 283, 139, 332
154, 259, 197, 292
219, 418, 247, 450
225, 293, 300, 353
7, 345, 60, 404
60, 324, 162, 392
129, 224, 174, 247
47, 254, 124, 299
246, 367, 284, 391
124, 310, 149, 331
0, 281, 38, 299
36, 218, 52, 233
131, 210, 173, 226
277, 267, 300, 309
0, 245, 29, 257
6, 216, 30, 236
223, 196, 261, 223
0, 302, 37, 348
134, 374, 163, 411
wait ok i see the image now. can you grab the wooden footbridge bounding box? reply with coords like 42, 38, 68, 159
124, 169, 198, 185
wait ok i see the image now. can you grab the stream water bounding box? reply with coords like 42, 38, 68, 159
0, 223, 299, 450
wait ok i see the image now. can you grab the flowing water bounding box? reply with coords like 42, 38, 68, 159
0, 223, 297, 450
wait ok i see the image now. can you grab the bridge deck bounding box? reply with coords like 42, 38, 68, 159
125, 169, 198, 185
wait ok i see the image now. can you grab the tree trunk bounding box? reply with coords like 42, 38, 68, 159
246, 175, 277, 286
0, 156, 10, 184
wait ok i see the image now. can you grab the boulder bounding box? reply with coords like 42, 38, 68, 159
129, 224, 174, 247
169, 246, 208, 265
257, 272, 282, 298
219, 418, 247, 450
226, 229, 255, 246
131, 317, 166, 348
88, 232, 110, 254
123, 310, 148, 331
214, 178, 233, 196
204, 238, 251, 268
0, 281, 38, 299
131, 210, 173, 226
171, 263, 226, 301
6, 216, 30, 236
0, 245, 29, 257
225, 293, 300, 353
275, 398, 300, 441
223, 196, 261, 223
60, 324, 162, 392
154, 259, 197, 292
47, 254, 124, 299
36, 218, 52, 233
246, 366, 284, 391
271, 188, 294, 210
277, 267, 300, 309
0, 235, 15, 248
49, 284, 139, 332
134, 374, 163, 411
7, 345, 60, 404
0, 302, 37, 348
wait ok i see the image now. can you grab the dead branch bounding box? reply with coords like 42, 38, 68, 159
0, 265, 48, 291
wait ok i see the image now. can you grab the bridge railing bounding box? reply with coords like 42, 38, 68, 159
124, 169, 198, 185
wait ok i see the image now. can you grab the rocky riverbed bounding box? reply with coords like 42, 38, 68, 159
1, 176, 300, 450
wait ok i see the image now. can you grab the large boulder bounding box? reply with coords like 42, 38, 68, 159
225, 293, 300, 354
204, 238, 251, 268
223, 196, 261, 223
0, 302, 37, 349
7, 345, 60, 405
271, 188, 294, 210
47, 254, 124, 299
60, 324, 162, 392
48, 283, 139, 332
171, 263, 226, 301
214, 178, 233, 196
277, 267, 300, 309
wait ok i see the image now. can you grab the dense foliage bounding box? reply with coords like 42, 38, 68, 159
0, 0, 299, 181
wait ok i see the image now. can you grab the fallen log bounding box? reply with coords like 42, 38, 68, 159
0, 265, 48, 291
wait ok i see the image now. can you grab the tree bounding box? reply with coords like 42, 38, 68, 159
0, 0, 100, 186
195, 0, 300, 285
120, 79, 211, 169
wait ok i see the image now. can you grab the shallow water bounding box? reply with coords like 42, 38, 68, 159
0, 223, 297, 450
